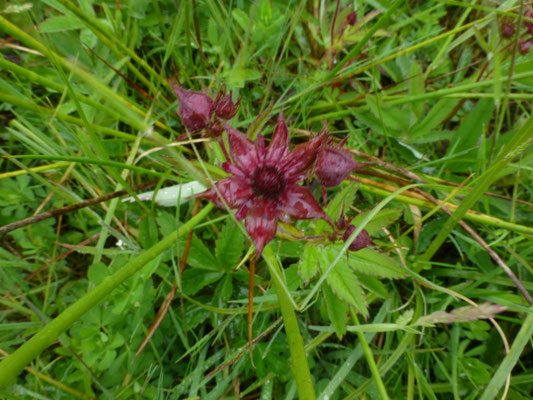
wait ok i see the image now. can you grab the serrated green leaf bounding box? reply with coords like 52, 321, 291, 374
182, 269, 223, 296
139, 214, 158, 249
180, 234, 219, 271
323, 285, 348, 339
357, 274, 389, 299
298, 245, 320, 283
87, 262, 109, 285
215, 220, 244, 272
351, 208, 403, 235
366, 95, 415, 134
348, 248, 405, 279
319, 248, 367, 316
214, 275, 233, 302
156, 211, 176, 236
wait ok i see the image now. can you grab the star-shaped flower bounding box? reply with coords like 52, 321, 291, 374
196, 113, 330, 257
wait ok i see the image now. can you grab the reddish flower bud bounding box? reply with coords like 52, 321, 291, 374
315, 141, 364, 188
525, 9, 533, 34
209, 121, 224, 137
214, 88, 240, 120
519, 38, 533, 55
347, 11, 357, 26
171, 81, 214, 133
500, 21, 515, 38
342, 225, 374, 252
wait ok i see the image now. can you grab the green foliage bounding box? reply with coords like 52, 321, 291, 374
1, 0, 533, 399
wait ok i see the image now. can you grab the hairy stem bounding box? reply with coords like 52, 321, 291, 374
262, 245, 316, 400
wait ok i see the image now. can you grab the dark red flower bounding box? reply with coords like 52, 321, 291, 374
315, 138, 364, 188
209, 121, 224, 137
500, 21, 515, 38
342, 225, 374, 252
518, 38, 533, 55
214, 87, 240, 120
347, 11, 357, 26
195, 113, 330, 257
525, 8, 533, 34
171, 81, 214, 133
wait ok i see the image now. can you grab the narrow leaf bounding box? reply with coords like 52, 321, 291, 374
323, 285, 348, 339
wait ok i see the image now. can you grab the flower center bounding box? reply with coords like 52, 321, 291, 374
251, 165, 286, 199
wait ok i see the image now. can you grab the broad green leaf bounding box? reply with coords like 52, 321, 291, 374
214, 275, 233, 302
215, 220, 245, 272
139, 214, 158, 249
207, 18, 219, 48
348, 248, 405, 279
351, 208, 403, 235
156, 211, 177, 236
366, 95, 415, 134
180, 234, 219, 271
39, 16, 85, 32
357, 274, 389, 299
87, 262, 109, 285
408, 98, 459, 142
182, 270, 223, 296
319, 248, 368, 316
323, 285, 348, 339
298, 245, 320, 283
232, 9, 250, 31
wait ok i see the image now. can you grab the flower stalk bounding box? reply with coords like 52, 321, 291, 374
262, 245, 316, 399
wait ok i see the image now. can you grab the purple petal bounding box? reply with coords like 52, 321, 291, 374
343, 225, 374, 252
222, 161, 247, 178
244, 201, 279, 258
281, 133, 325, 182
266, 112, 289, 164
194, 177, 251, 209
223, 123, 260, 172
281, 186, 329, 221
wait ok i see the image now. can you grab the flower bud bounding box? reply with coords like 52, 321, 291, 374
347, 11, 357, 26
214, 87, 240, 120
500, 21, 515, 38
171, 81, 214, 133
525, 8, 533, 34
342, 225, 373, 252
519, 38, 533, 55
315, 143, 364, 188
209, 121, 224, 137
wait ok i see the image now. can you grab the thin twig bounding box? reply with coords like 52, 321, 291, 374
0, 179, 159, 236
248, 255, 256, 368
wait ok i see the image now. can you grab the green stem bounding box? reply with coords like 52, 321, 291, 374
0, 203, 213, 389
350, 309, 389, 400
262, 246, 316, 400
